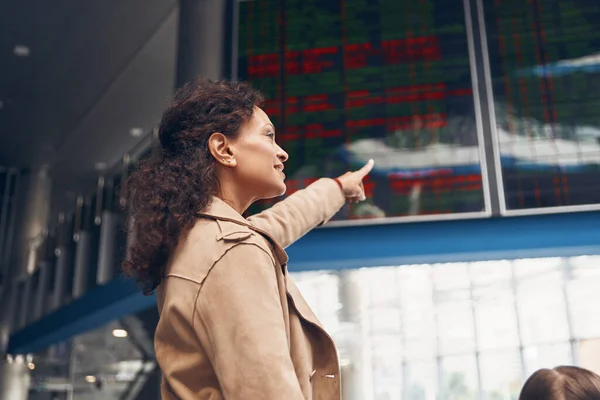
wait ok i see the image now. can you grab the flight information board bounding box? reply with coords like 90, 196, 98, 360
237, 0, 486, 222
482, 0, 600, 211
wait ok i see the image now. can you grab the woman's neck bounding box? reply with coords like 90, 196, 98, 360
217, 180, 254, 215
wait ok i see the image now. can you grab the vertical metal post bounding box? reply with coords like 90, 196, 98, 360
34, 263, 49, 321
52, 214, 72, 310
1, 284, 19, 350
510, 261, 527, 380
42, 232, 57, 316
33, 232, 54, 320
10, 283, 22, 332
97, 179, 118, 285
0, 170, 21, 352
97, 212, 118, 284
4, 172, 21, 274
72, 231, 91, 299
561, 258, 579, 365
430, 268, 443, 399
0, 169, 12, 281
18, 277, 32, 329
5, 171, 20, 275
467, 264, 484, 400
72, 196, 92, 299
396, 269, 409, 399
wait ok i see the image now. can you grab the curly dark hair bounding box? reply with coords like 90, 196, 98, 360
122, 78, 264, 294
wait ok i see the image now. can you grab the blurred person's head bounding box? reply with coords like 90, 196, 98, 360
123, 78, 288, 294
519, 366, 600, 400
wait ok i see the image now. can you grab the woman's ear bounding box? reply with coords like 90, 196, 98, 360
208, 132, 237, 167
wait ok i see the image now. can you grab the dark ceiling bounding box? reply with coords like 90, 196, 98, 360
0, 0, 178, 197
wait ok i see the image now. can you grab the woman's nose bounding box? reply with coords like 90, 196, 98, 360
276, 145, 289, 162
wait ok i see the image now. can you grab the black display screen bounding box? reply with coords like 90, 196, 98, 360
482, 0, 600, 210
237, 0, 486, 221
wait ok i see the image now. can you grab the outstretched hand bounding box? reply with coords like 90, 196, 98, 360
335, 159, 375, 203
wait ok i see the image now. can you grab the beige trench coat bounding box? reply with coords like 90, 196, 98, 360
155, 178, 346, 399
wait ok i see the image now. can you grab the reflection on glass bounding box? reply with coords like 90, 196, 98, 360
367, 267, 403, 307
398, 266, 434, 307
523, 343, 572, 377
469, 260, 512, 287
479, 351, 523, 399
290, 255, 600, 399
475, 286, 520, 351
238, 0, 485, 221
513, 257, 562, 280
567, 280, 600, 339
437, 300, 476, 356
482, 0, 600, 210
441, 355, 478, 399
433, 263, 470, 291
569, 255, 600, 340
402, 314, 437, 362
518, 271, 570, 345
404, 360, 437, 400
371, 334, 403, 387
371, 308, 402, 334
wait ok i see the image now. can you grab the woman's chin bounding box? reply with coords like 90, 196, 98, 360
273, 182, 287, 197
261, 181, 287, 199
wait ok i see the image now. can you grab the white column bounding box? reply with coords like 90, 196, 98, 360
338, 270, 373, 400
0, 357, 30, 400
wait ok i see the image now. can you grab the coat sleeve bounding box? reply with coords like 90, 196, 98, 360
247, 178, 345, 248
193, 243, 305, 400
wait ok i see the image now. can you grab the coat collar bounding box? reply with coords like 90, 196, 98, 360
197, 196, 250, 226
197, 197, 289, 265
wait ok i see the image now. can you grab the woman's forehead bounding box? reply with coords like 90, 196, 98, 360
247, 107, 273, 129
238, 107, 273, 135
252, 107, 272, 124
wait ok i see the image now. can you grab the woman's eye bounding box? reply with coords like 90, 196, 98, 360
266, 132, 275, 139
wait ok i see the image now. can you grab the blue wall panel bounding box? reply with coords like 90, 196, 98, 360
8, 211, 600, 354
288, 211, 600, 270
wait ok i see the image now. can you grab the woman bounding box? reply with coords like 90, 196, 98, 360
123, 78, 373, 400
519, 366, 600, 400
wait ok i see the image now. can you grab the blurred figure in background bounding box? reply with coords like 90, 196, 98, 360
519, 366, 600, 400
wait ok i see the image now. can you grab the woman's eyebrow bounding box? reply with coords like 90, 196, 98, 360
263, 123, 276, 131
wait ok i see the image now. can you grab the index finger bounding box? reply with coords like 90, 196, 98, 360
355, 159, 374, 178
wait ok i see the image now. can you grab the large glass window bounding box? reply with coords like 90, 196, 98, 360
292, 255, 600, 399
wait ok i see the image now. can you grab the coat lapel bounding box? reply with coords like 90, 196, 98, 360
198, 197, 321, 329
